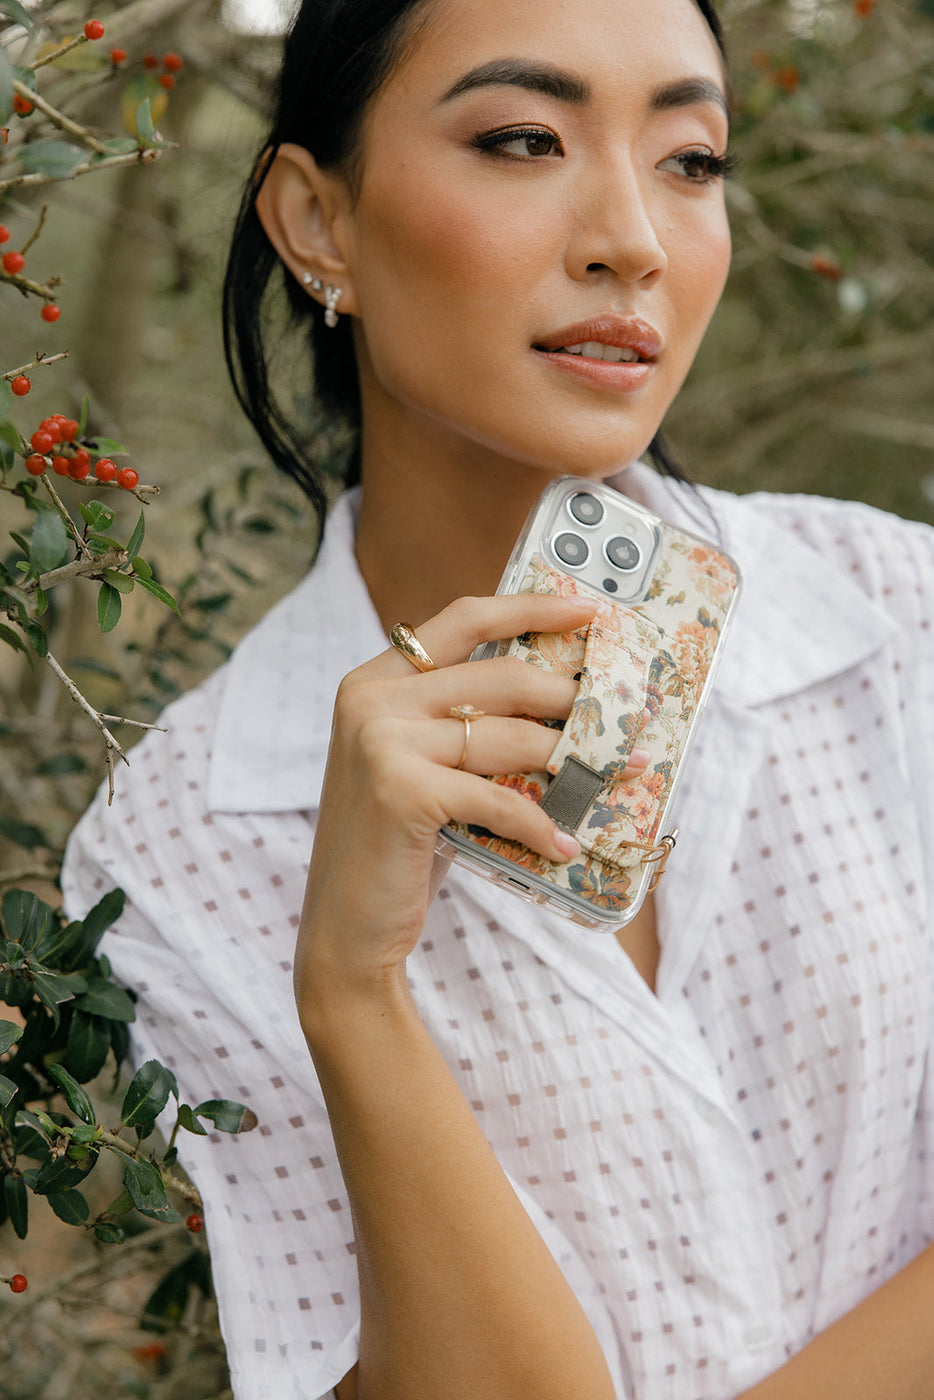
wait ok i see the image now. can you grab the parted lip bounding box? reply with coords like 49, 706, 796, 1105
534, 316, 663, 361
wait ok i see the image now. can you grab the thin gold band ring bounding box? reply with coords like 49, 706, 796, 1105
450, 704, 486, 771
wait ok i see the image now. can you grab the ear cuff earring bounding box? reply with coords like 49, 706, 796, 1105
324, 284, 342, 329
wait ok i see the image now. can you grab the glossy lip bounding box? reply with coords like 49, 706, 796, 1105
532, 315, 663, 393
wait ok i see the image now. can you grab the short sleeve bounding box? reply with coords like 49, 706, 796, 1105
60, 681, 363, 1400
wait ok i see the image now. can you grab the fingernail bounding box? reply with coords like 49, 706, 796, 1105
629, 747, 651, 769
553, 829, 582, 862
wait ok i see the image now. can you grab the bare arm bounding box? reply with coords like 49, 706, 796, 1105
297, 594, 618, 1400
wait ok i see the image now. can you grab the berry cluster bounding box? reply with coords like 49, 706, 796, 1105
143, 50, 184, 90
23, 414, 139, 490
0, 228, 61, 322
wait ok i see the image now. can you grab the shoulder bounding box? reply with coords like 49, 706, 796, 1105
706, 486, 933, 636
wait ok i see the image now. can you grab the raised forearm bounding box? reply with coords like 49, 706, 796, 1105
304, 968, 616, 1400
740, 1243, 934, 1400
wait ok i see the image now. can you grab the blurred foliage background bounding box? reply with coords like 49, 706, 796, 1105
1, 0, 932, 1395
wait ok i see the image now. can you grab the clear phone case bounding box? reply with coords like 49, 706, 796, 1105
439, 476, 742, 928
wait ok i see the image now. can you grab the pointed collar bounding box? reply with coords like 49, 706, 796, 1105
207, 470, 896, 815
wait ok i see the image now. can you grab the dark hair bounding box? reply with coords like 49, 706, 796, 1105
223, 0, 726, 532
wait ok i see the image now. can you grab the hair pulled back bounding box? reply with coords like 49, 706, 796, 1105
222, 0, 726, 528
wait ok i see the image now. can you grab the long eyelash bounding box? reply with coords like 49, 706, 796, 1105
472, 126, 561, 155
679, 149, 740, 180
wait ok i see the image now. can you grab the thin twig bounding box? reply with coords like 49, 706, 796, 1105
99, 715, 168, 732
43, 649, 130, 803
0, 146, 165, 196
28, 33, 89, 72
2, 351, 70, 381
29, 548, 127, 596
96, 1129, 203, 1207
42, 474, 91, 559
21, 204, 49, 257
12, 76, 111, 157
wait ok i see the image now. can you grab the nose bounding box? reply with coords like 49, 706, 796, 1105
566, 155, 668, 287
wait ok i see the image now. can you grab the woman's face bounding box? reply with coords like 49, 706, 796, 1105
338, 0, 732, 478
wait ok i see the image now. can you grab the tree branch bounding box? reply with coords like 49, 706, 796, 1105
12, 76, 111, 157
0, 147, 165, 197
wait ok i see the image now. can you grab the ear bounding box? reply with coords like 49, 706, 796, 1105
255, 143, 359, 318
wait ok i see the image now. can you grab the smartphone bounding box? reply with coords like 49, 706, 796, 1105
440, 476, 742, 928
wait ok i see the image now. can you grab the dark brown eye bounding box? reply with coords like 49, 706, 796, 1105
475, 127, 564, 159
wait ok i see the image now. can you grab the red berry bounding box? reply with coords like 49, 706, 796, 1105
116, 466, 139, 491
854, 0, 876, 14
186, 1213, 204, 1233
13, 94, 34, 116
810, 254, 842, 281
31, 431, 54, 453
52, 455, 70, 476
68, 456, 91, 481
41, 418, 64, 443
2, 250, 25, 275
110, 47, 127, 64
73, 448, 91, 469
41, 303, 61, 323
0, 129, 8, 145
163, 52, 183, 72
11, 376, 30, 397
84, 20, 105, 41
61, 419, 79, 443
0, 225, 9, 243
774, 65, 800, 94
26, 453, 48, 476
143, 53, 159, 70
94, 457, 117, 482
9, 1275, 27, 1294
159, 73, 175, 90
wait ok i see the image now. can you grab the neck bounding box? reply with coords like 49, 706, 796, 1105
354, 417, 569, 635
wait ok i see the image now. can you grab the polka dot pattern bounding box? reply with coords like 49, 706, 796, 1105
62, 476, 934, 1400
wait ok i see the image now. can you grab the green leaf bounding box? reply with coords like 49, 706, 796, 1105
141, 1254, 210, 1334
136, 576, 180, 614
0, 419, 24, 453
123, 1157, 179, 1221
32, 971, 79, 1029
23, 617, 49, 658
36, 753, 87, 776
0, 45, 13, 127
103, 568, 135, 595
97, 581, 122, 633
0, 1072, 16, 1108
121, 1060, 177, 1136
0, 813, 47, 849
65, 1011, 112, 1081
3, 1174, 28, 1239
131, 556, 152, 579
175, 1103, 208, 1136
74, 979, 136, 1022
13, 1122, 49, 1161
126, 511, 145, 559
77, 393, 90, 437
48, 1188, 90, 1225
1, 890, 53, 949
192, 1099, 258, 1134
0, 623, 29, 658
80, 500, 115, 531
94, 1221, 126, 1244
59, 887, 125, 971
136, 98, 155, 147
30, 509, 70, 573
0, 1020, 23, 1054
193, 593, 233, 614
33, 1148, 97, 1196
48, 1063, 95, 1126
91, 437, 127, 457
16, 140, 86, 179
34, 585, 49, 617
0, 1, 35, 30
99, 136, 139, 156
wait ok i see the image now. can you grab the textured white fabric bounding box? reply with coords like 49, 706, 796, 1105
62, 465, 934, 1400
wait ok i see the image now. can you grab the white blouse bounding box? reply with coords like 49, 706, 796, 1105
62, 465, 934, 1400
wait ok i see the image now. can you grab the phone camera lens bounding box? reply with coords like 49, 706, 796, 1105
568, 493, 605, 527
605, 536, 641, 573
554, 533, 590, 568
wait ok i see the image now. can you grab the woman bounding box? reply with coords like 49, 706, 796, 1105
63, 0, 934, 1397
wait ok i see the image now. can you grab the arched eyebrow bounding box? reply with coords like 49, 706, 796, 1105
439, 59, 729, 119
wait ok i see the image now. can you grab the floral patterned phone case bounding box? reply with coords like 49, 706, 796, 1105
440, 476, 742, 928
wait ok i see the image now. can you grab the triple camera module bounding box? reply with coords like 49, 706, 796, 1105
550, 491, 656, 599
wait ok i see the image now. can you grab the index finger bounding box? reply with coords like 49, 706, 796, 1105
374, 592, 599, 676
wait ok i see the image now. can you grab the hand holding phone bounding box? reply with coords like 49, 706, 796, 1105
441, 476, 741, 928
